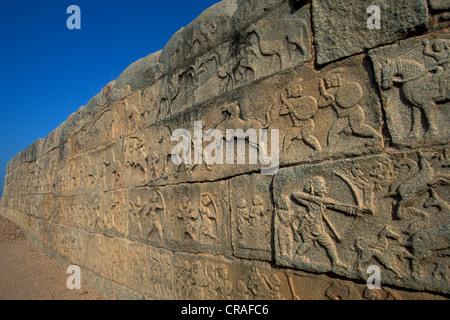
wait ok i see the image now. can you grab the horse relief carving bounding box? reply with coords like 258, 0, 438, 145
370, 34, 450, 146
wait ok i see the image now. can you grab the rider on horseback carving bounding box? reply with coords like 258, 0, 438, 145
423, 38, 450, 101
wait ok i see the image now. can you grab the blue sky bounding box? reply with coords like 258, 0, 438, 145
0, 0, 220, 195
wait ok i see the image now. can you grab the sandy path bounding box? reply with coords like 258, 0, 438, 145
0, 216, 104, 300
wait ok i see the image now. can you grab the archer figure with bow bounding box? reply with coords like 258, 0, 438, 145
292, 176, 372, 269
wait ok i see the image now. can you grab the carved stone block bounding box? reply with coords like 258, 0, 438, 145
312, 0, 429, 65
274, 148, 450, 294
102, 190, 128, 238
151, 1, 312, 124
146, 54, 383, 187
165, 181, 231, 255
2, 0, 449, 301
173, 253, 290, 300
230, 173, 273, 260
370, 31, 450, 147
127, 186, 167, 246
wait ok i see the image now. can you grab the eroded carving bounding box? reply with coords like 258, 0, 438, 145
274, 149, 450, 294
318, 70, 382, 149
370, 33, 450, 146
280, 78, 321, 152
128, 188, 166, 243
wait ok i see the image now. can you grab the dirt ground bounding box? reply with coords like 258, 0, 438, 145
0, 216, 105, 300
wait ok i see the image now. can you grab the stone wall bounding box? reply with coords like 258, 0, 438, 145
1, 0, 449, 299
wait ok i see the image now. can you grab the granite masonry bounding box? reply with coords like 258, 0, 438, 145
1, 0, 449, 299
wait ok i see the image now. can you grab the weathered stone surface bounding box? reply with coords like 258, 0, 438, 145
1, 0, 449, 300
274, 148, 450, 294
312, 0, 429, 65
369, 30, 450, 147
429, 0, 450, 11
114, 51, 162, 96
230, 173, 273, 260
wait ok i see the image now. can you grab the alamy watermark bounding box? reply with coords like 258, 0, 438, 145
67, 5, 81, 30
171, 121, 280, 175
366, 265, 381, 290
66, 4, 379, 31
66, 265, 81, 290
367, 5, 381, 30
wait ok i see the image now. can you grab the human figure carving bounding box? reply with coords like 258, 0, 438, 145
292, 176, 371, 268
249, 195, 265, 227
276, 196, 296, 259
188, 262, 209, 300
177, 196, 200, 241
145, 190, 164, 240
125, 137, 148, 176
199, 194, 218, 240
318, 71, 382, 148
423, 39, 450, 101
390, 151, 450, 218
247, 267, 282, 300
128, 194, 145, 238
408, 189, 450, 279
237, 198, 250, 234
280, 79, 322, 152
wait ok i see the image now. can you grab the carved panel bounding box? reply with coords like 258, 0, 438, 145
123, 242, 174, 299
127, 187, 167, 246
102, 190, 127, 238
86, 234, 174, 299
166, 181, 230, 255
124, 133, 148, 185
230, 173, 273, 260
151, 1, 312, 123
173, 253, 290, 300
370, 32, 450, 147
274, 148, 450, 294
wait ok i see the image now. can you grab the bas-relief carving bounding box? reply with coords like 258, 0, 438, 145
175, 192, 220, 242
126, 181, 229, 254
86, 235, 128, 286
271, 59, 383, 162
53, 143, 122, 196
274, 148, 450, 294
124, 134, 148, 184
69, 108, 123, 156
155, 55, 383, 186
370, 32, 450, 147
173, 255, 287, 300
86, 234, 174, 299
150, 2, 311, 123
117, 90, 146, 136
51, 224, 87, 266
230, 174, 273, 260
50, 191, 125, 237
123, 243, 173, 299
212, 3, 311, 95
128, 187, 166, 244
3, 1, 450, 301
168, 181, 229, 254
124, 127, 172, 186
102, 190, 127, 237
160, 0, 292, 74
